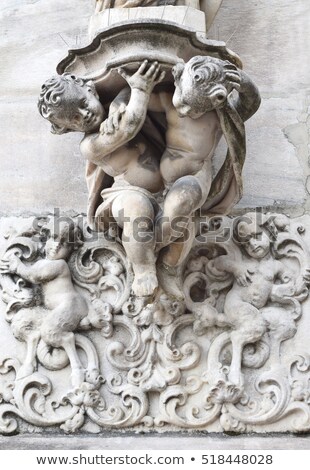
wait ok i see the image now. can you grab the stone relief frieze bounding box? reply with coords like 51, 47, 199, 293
0, 213, 310, 434
37, 53, 260, 299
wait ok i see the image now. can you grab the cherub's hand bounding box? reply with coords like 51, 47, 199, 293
118, 60, 165, 94
0, 255, 21, 274
99, 103, 126, 135
234, 267, 254, 287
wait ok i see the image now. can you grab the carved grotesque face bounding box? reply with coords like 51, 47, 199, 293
51, 83, 105, 134
172, 57, 239, 119
238, 222, 271, 259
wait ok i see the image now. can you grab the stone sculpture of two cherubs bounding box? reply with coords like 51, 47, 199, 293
37, 56, 261, 299
0, 56, 260, 390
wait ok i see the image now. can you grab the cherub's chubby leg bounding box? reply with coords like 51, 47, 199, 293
156, 175, 205, 265
11, 309, 42, 380
61, 332, 85, 387
159, 221, 197, 268
111, 191, 158, 297
40, 304, 86, 386
16, 331, 41, 380
227, 302, 266, 386
261, 307, 297, 364
228, 334, 245, 387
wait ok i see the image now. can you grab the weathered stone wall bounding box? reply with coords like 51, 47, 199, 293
209, 0, 310, 214
0, 0, 309, 217
0, 0, 93, 216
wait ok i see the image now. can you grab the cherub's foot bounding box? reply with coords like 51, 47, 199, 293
16, 363, 35, 380
132, 272, 158, 297
228, 369, 244, 389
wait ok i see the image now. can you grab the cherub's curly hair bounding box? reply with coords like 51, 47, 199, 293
38, 73, 86, 134
185, 56, 241, 94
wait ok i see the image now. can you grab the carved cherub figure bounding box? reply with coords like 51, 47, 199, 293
38, 61, 165, 298
148, 56, 261, 267
0, 221, 110, 386
38, 56, 260, 298
213, 214, 301, 386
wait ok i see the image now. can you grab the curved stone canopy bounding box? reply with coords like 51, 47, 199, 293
57, 20, 242, 101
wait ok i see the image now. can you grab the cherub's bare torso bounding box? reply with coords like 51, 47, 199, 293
227, 257, 283, 309
82, 132, 163, 193
25, 258, 87, 318
149, 91, 222, 185
81, 87, 222, 194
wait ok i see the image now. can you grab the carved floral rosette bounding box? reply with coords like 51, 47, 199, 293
0, 212, 310, 434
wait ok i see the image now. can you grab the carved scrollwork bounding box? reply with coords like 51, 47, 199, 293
1, 213, 310, 433
68, 232, 131, 313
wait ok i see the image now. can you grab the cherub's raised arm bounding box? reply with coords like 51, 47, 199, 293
0, 255, 61, 284
81, 61, 164, 164
214, 254, 254, 287
231, 70, 261, 122
214, 254, 238, 274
